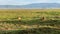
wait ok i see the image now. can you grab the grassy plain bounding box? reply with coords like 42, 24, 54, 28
0, 9, 60, 34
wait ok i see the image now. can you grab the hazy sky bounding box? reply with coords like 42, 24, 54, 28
0, 0, 60, 5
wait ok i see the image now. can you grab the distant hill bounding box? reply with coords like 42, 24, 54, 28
0, 3, 60, 9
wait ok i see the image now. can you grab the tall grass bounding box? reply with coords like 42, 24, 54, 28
0, 9, 60, 34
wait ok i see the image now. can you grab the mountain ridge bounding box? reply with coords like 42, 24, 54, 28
0, 3, 60, 9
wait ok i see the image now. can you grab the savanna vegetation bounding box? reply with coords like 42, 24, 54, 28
0, 9, 60, 34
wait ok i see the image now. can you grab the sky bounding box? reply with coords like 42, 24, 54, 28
0, 0, 60, 5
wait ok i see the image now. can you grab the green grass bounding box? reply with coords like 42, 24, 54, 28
0, 28, 60, 34
0, 9, 60, 20
0, 9, 60, 34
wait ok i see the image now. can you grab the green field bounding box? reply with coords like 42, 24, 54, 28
0, 9, 60, 34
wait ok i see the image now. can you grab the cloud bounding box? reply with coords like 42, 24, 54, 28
0, 0, 60, 5
7, 0, 32, 5
0, 0, 8, 5
31, 0, 60, 3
